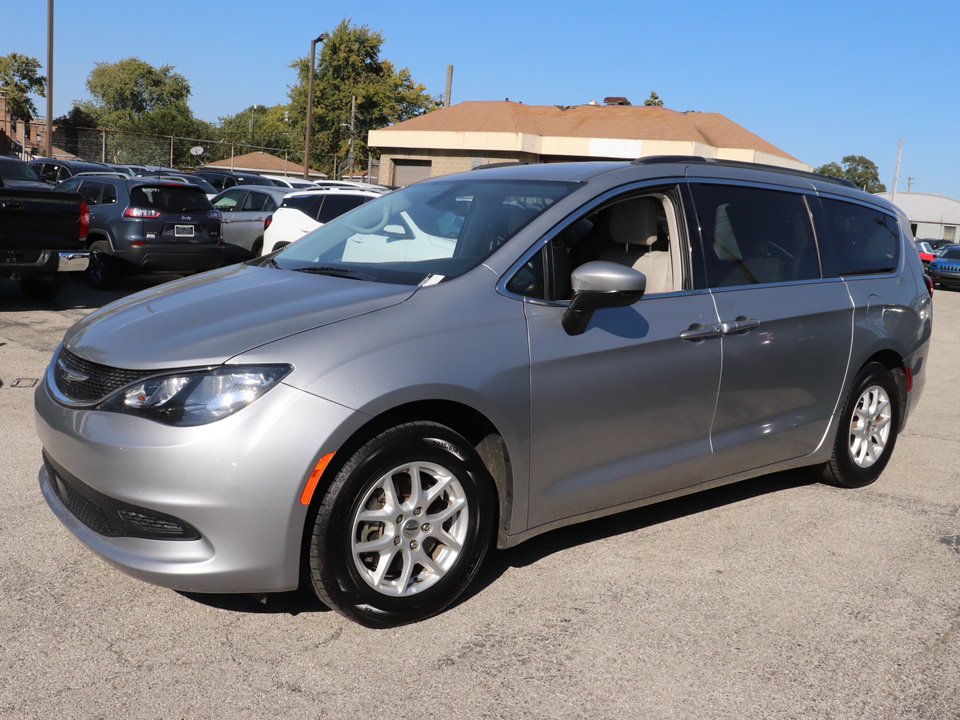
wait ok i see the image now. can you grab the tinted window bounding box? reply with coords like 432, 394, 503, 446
56, 179, 81, 194
280, 194, 323, 216
130, 186, 211, 212
316, 194, 368, 223
819, 198, 899, 275
940, 246, 960, 260
241, 192, 268, 212
78, 181, 103, 205
35, 163, 59, 183
102, 183, 118, 204
692, 184, 819, 287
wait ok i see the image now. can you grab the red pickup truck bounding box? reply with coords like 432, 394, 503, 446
0, 158, 89, 300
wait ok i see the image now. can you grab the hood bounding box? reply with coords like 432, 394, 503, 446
3, 178, 53, 190
64, 264, 415, 369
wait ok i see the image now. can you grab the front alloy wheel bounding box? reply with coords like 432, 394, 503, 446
350, 460, 470, 597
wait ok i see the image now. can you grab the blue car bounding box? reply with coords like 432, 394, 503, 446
928, 244, 960, 290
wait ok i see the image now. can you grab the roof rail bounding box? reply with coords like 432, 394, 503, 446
631, 155, 858, 188
471, 161, 530, 171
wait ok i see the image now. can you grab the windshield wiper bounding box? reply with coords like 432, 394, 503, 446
293, 266, 380, 282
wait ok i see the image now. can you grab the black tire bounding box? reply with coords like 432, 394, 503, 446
307, 422, 496, 628
818, 362, 901, 488
19, 274, 61, 301
87, 240, 123, 290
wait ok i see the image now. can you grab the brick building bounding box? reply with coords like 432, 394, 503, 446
0, 90, 47, 158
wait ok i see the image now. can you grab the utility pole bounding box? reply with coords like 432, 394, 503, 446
444, 65, 454, 108
907, 177, 915, 192
45, 0, 53, 159
303, 33, 328, 180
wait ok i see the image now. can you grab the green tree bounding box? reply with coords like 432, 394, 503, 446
644, 92, 664, 107
81, 57, 193, 133
287, 19, 437, 176
816, 155, 886, 193
0, 53, 46, 122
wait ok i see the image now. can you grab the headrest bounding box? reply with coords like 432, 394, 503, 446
609, 197, 659, 246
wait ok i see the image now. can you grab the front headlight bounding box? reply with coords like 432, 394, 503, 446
98, 365, 292, 426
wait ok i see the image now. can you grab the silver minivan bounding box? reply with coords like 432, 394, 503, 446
35, 158, 932, 627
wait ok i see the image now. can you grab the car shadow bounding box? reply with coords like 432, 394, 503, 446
178, 468, 816, 617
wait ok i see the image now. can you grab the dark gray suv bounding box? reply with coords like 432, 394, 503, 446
55, 176, 223, 288
36, 157, 931, 627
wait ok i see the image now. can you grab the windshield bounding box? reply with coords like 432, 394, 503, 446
272, 178, 577, 285
0, 160, 43, 182
940, 245, 960, 260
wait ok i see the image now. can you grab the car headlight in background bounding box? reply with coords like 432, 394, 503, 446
98, 365, 292, 426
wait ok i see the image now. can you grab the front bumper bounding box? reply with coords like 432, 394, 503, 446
929, 266, 960, 288
35, 362, 364, 593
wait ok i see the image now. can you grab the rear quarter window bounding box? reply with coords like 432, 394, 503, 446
316, 194, 369, 223
817, 198, 900, 276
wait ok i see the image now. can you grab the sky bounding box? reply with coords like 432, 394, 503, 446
3, 0, 959, 198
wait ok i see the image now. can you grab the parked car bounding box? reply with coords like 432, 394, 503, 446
261, 187, 381, 254
35, 158, 930, 628
211, 185, 291, 259
0, 155, 51, 189
54, 176, 223, 288
311, 180, 391, 192
30, 158, 113, 185
260, 174, 320, 190
926, 238, 954, 252
927, 244, 960, 289
1, 159, 89, 300
193, 170, 277, 192
915, 240, 935, 267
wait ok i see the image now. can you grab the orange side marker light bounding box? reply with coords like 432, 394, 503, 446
300, 452, 335, 506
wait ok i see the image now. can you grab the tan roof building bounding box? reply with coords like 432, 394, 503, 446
203, 150, 327, 178
368, 101, 809, 186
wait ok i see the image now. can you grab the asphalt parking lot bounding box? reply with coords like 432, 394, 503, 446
1, 273, 959, 720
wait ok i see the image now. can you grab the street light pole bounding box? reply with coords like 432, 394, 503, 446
303, 33, 328, 180
45, 0, 53, 159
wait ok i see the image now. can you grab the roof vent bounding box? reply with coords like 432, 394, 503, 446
603, 97, 631, 106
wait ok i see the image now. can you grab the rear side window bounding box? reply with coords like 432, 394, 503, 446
241, 192, 268, 212
691, 184, 820, 287
316, 194, 369, 223
78, 181, 103, 206
818, 198, 899, 276
130, 186, 211, 212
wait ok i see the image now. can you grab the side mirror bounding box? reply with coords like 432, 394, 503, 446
561, 261, 646, 336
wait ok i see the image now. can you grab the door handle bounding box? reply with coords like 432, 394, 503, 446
719, 317, 760, 335
680, 323, 723, 341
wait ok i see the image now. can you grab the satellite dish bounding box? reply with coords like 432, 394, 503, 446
189, 146, 205, 156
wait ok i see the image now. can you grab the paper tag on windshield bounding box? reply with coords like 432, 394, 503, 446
418, 274, 444, 287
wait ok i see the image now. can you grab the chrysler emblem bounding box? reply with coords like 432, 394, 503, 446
57, 357, 89, 383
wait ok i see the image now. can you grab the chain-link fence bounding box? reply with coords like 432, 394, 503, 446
47, 126, 381, 183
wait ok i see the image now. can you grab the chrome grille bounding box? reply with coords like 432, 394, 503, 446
53, 347, 151, 404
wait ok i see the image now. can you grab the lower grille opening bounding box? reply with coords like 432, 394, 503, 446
43, 452, 200, 541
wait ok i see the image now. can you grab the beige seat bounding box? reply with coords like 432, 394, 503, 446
599, 197, 673, 294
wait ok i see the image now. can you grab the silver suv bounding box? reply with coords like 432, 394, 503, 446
35, 157, 932, 627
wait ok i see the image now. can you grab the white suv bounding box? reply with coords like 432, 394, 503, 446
261, 187, 384, 255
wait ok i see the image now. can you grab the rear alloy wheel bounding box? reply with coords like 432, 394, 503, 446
819, 362, 901, 488
308, 422, 496, 627
87, 240, 122, 290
